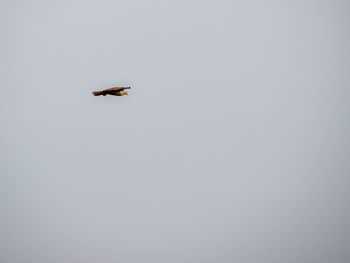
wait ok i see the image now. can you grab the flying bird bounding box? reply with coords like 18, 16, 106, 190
92, 87, 130, 96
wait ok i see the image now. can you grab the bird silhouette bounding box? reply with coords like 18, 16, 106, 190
92, 87, 130, 96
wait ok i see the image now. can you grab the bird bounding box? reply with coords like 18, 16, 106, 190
92, 87, 130, 96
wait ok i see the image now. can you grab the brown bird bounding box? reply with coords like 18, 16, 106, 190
92, 87, 130, 96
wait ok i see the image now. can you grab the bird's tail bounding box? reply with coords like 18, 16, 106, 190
92, 91, 104, 96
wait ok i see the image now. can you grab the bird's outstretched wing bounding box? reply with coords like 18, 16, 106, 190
104, 87, 130, 92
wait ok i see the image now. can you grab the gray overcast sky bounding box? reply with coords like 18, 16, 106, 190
1, 0, 350, 262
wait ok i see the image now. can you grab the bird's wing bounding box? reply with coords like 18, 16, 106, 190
103, 87, 130, 93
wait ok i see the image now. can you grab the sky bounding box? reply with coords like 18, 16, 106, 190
1, 0, 350, 262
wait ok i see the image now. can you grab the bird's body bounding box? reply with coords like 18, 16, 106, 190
92, 87, 130, 96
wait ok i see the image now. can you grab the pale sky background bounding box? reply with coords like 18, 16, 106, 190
1, 0, 350, 262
